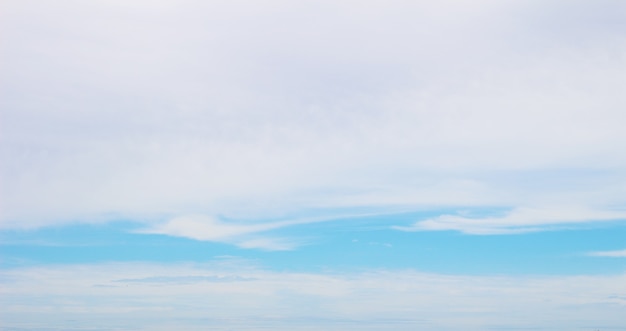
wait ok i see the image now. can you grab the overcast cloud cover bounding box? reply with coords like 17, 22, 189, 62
3, 0, 626, 230
1, 0, 626, 330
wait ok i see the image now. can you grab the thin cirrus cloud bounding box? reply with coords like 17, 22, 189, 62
394, 207, 626, 234
137, 215, 306, 250
137, 212, 376, 250
587, 249, 626, 258
1, 0, 625, 239
114, 275, 256, 284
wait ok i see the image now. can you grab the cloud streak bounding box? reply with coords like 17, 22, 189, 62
394, 207, 626, 234
588, 249, 626, 258
138, 214, 308, 250
114, 275, 255, 284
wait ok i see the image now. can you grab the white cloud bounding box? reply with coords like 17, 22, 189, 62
1, 0, 625, 233
141, 215, 279, 241
588, 249, 626, 258
138, 214, 312, 250
394, 207, 626, 234
236, 238, 297, 251
1, 262, 625, 330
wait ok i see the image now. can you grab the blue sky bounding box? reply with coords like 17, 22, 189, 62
1, 0, 626, 330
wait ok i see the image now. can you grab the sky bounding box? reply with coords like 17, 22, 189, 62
1, 0, 626, 330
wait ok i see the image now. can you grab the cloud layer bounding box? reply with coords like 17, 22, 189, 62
2, 0, 625, 236
2, 261, 625, 330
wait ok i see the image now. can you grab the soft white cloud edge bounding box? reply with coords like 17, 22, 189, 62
588, 249, 626, 257
136, 214, 309, 250
394, 206, 626, 234
136, 211, 378, 250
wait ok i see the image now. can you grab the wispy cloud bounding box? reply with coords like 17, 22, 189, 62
114, 275, 255, 284
137, 214, 307, 250
136, 211, 386, 250
393, 207, 626, 234
587, 249, 626, 257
